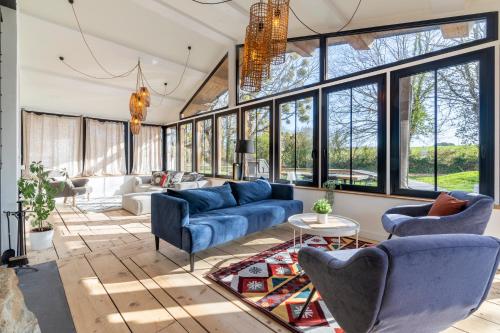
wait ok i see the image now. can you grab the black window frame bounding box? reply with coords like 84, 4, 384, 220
241, 101, 274, 181
390, 47, 495, 198
214, 109, 239, 179
164, 124, 178, 171
177, 120, 195, 173
194, 115, 215, 177
274, 90, 320, 187
180, 54, 229, 120
235, 11, 497, 106
236, 36, 323, 106
321, 74, 387, 194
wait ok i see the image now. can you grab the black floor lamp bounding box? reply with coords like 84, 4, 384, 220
235, 140, 255, 180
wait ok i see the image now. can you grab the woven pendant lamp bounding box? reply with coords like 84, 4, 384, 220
130, 115, 141, 135
241, 27, 264, 92
138, 86, 151, 107
129, 93, 147, 121
269, 0, 290, 65
240, 2, 272, 92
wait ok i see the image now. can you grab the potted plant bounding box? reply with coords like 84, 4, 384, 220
312, 199, 332, 224
18, 161, 58, 250
323, 180, 337, 206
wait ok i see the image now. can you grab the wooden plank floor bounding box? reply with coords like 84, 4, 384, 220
27, 204, 500, 333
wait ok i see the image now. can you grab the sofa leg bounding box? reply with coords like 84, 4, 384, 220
387, 234, 393, 240
155, 236, 159, 251
189, 253, 195, 272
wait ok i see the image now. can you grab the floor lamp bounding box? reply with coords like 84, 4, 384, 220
235, 140, 255, 180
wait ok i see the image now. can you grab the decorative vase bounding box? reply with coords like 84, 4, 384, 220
317, 213, 329, 224
29, 228, 54, 251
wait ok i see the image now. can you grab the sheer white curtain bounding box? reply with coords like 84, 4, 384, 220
83, 119, 127, 176
132, 125, 163, 174
22, 112, 83, 177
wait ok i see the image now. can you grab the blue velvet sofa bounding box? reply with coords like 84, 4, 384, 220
151, 179, 303, 271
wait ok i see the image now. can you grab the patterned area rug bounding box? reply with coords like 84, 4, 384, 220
208, 235, 375, 333
75, 195, 122, 213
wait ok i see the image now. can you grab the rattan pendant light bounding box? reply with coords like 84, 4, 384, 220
240, 1, 272, 92
269, 0, 290, 65
130, 115, 141, 135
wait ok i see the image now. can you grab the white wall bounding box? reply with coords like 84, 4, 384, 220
0, 6, 20, 254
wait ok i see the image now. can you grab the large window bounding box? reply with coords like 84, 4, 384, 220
391, 48, 494, 197
327, 16, 490, 80
238, 38, 320, 103
181, 55, 229, 119
276, 92, 318, 187
179, 122, 193, 172
242, 103, 272, 179
22, 112, 83, 177
322, 76, 386, 193
131, 125, 163, 174
165, 126, 177, 171
84, 119, 127, 176
195, 117, 213, 175
215, 111, 238, 177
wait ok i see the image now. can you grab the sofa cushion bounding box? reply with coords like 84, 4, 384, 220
167, 184, 237, 215
151, 171, 165, 186
187, 204, 286, 252
428, 192, 468, 216
192, 204, 284, 234
228, 179, 272, 205
245, 199, 303, 220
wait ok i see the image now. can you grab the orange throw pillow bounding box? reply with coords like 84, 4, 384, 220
428, 192, 468, 216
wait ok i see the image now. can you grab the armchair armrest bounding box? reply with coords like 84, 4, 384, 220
151, 193, 189, 250
298, 247, 388, 333
71, 178, 90, 188
271, 183, 294, 200
385, 203, 433, 217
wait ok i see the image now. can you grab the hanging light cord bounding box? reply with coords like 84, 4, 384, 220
70, 0, 136, 78
60, 0, 192, 100
289, 6, 321, 35
191, 0, 363, 35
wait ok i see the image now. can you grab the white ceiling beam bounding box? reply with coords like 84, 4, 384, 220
22, 13, 208, 77
129, 0, 236, 46
21, 66, 186, 103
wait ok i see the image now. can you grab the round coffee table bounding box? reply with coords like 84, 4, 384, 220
288, 213, 360, 251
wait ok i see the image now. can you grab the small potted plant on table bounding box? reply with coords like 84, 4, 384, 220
312, 199, 332, 224
18, 161, 58, 251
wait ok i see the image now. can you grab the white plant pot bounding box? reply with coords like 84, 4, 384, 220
30, 228, 54, 251
317, 214, 329, 224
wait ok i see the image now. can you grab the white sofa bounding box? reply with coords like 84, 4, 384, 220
122, 176, 209, 215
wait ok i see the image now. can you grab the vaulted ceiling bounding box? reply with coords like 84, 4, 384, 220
18, 0, 497, 124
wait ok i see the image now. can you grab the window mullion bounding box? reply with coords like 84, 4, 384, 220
433, 69, 438, 192
350, 88, 353, 185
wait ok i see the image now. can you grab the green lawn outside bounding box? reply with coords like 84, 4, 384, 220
411, 171, 479, 192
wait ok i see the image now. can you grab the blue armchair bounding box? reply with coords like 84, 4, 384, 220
298, 234, 500, 333
382, 191, 493, 239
